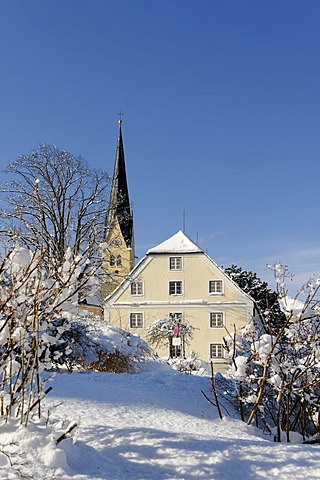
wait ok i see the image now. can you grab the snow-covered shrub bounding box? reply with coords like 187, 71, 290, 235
147, 316, 194, 358
226, 264, 320, 442
0, 244, 91, 425
63, 318, 163, 373
168, 351, 203, 374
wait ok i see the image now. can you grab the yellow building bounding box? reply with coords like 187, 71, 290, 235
104, 230, 254, 372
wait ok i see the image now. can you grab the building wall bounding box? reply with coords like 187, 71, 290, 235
79, 303, 103, 318
105, 252, 253, 372
102, 219, 135, 299
117, 254, 246, 302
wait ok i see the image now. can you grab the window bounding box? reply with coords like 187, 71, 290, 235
169, 312, 183, 321
116, 255, 122, 266
169, 281, 182, 295
130, 281, 143, 296
209, 280, 223, 294
210, 343, 224, 359
110, 254, 115, 267
170, 343, 181, 358
130, 313, 143, 328
210, 312, 224, 327
169, 257, 182, 271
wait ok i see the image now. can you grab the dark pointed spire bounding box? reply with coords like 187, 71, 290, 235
106, 119, 133, 248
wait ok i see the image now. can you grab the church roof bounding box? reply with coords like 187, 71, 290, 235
147, 230, 203, 254
106, 121, 133, 248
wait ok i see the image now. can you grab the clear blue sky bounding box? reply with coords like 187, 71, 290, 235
1, 1, 320, 291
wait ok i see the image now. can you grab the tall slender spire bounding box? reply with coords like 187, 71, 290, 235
106, 119, 133, 249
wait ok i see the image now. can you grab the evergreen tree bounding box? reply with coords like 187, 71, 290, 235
224, 264, 286, 331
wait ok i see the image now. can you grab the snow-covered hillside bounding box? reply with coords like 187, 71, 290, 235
1, 367, 320, 479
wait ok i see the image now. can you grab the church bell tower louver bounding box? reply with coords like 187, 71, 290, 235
102, 117, 135, 299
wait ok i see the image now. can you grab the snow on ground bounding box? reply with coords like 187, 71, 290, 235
1, 368, 320, 480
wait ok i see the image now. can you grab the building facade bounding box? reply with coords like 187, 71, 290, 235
104, 230, 254, 371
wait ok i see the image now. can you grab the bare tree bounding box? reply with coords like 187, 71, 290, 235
0, 144, 111, 294
0, 145, 114, 426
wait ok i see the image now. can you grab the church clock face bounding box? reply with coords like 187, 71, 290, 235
111, 238, 121, 247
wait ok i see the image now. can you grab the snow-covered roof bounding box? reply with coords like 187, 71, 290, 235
147, 230, 203, 254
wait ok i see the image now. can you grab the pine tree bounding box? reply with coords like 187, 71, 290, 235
224, 264, 286, 331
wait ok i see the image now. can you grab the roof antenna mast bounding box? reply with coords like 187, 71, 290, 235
182, 210, 186, 233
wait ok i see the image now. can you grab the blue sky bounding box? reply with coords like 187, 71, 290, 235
1, 1, 320, 292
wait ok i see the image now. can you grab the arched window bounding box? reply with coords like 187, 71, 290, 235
110, 254, 115, 266
116, 255, 122, 266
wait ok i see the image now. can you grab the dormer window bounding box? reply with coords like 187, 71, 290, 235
169, 257, 182, 271
116, 255, 122, 266
110, 254, 115, 267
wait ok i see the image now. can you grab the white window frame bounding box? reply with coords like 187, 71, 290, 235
169, 256, 182, 271
130, 280, 144, 296
210, 343, 224, 359
209, 312, 224, 328
129, 313, 144, 328
209, 280, 223, 295
169, 281, 183, 296
169, 312, 183, 321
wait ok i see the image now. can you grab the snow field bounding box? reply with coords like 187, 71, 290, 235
1, 370, 320, 479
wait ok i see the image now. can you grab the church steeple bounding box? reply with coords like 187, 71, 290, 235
106, 119, 133, 248
103, 118, 135, 299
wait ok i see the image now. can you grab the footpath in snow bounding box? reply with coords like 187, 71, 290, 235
1, 369, 319, 480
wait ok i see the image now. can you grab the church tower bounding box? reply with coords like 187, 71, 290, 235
102, 118, 135, 299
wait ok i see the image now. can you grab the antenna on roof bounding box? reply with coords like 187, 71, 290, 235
182, 210, 186, 233
196, 231, 199, 244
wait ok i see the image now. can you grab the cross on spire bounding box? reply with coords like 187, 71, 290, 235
118, 111, 124, 125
